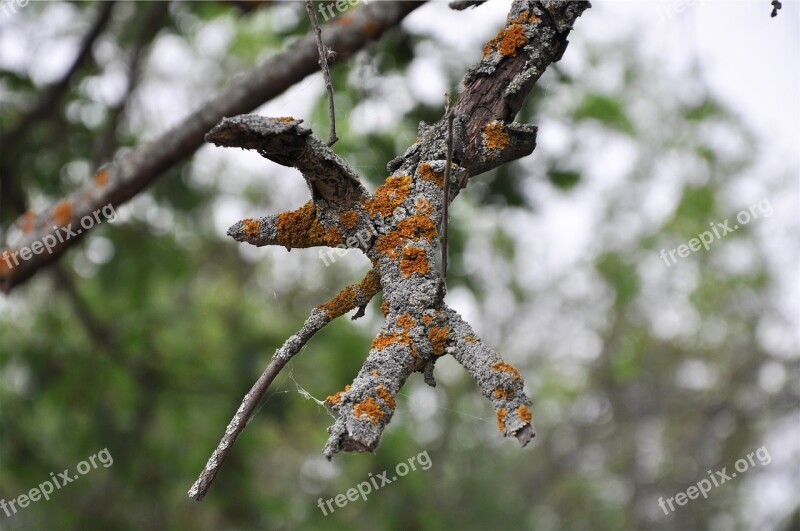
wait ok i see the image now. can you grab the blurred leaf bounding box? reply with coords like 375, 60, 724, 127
548, 169, 581, 190
596, 251, 639, 308
684, 99, 724, 121
573, 93, 634, 134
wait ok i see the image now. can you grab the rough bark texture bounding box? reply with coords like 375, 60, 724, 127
191, 0, 589, 499
0, 1, 422, 293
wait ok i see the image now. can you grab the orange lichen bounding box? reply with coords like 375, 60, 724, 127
415, 197, 433, 216
372, 312, 417, 354
326, 385, 351, 405
491, 361, 521, 380
484, 121, 510, 151
94, 168, 109, 187
318, 270, 380, 319
465, 335, 478, 343
508, 11, 540, 25
372, 331, 400, 350
399, 215, 438, 241
339, 14, 353, 25
397, 313, 416, 330
364, 174, 412, 219
0, 250, 13, 276
374, 232, 404, 258
354, 396, 384, 423
517, 405, 532, 424
318, 286, 358, 319
496, 408, 508, 432
339, 210, 358, 230
428, 326, 449, 357
52, 201, 73, 227
20, 211, 35, 234
374, 214, 438, 259
483, 23, 527, 58
494, 387, 514, 399
360, 269, 382, 298
380, 300, 390, 317
241, 218, 262, 237
418, 162, 444, 187
363, 20, 381, 37
399, 246, 430, 277
372, 369, 381, 377
276, 201, 342, 248
276, 116, 295, 122
376, 385, 396, 409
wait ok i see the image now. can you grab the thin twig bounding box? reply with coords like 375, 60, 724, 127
189, 270, 380, 501
94, 1, 170, 165
438, 95, 455, 301
1, 1, 116, 150
305, 0, 338, 147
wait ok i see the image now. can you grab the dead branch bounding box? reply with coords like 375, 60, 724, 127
190, 0, 589, 499
188, 269, 381, 500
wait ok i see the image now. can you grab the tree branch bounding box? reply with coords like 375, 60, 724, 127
205, 115, 364, 209
190, 0, 588, 497
1, 1, 116, 150
323, 0, 589, 457
188, 269, 381, 501
227, 201, 344, 249
94, 1, 170, 165
0, 1, 423, 293
0, 1, 116, 222
305, 0, 338, 147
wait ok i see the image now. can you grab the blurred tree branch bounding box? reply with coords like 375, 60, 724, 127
0, 1, 116, 221
0, 1, 422, 293
93, 1, 171, 165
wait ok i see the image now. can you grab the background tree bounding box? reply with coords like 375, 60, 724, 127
1, 1, 797, 530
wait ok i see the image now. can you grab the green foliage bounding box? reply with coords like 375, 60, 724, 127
596, 251, 640, 309
573, 92, 635, 134
548, 169, 581, 190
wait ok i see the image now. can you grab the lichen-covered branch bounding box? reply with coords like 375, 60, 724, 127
442, 307, 535, 445
188, 268, 381, 501
190, 0, 588, 499
323, 0, 588, 457
0, 1, 422, 293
